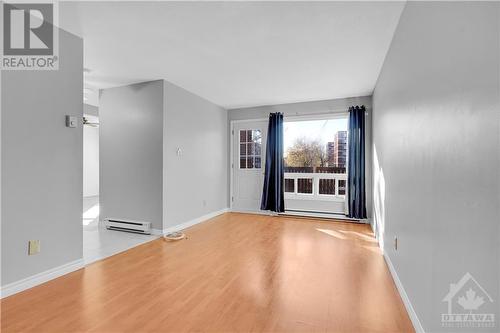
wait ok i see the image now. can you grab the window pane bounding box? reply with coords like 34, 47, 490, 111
254, 157, 261, 168
247, 157, 254, 169
246, 130, 252, 142
338, 180, 346, 195
240, 130, 247, 143
240, 144, 246, 156
240, 157, 246, 169
319, 179, 335, 195
283, 119, 348, 174
297, 178, 313, 194
285, 179, 294, 193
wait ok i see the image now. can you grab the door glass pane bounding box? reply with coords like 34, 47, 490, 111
246, 157, 254, 169
252, 130, 262, 143
255, 143, 261, 155
240, 130, 247, 143
247, 143, 255, 155
240, 144, 246, 156
285, 179, 294, 193
254, 157, 261, 168
240, 157, 246, 169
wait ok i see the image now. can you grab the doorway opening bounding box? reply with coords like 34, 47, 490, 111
82, 97, 157, 265
83, 113, 100, 226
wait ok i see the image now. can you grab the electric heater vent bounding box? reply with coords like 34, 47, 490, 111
104, 218, 152, 235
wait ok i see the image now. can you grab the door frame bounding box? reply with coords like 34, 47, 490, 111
230, 118, 267, 212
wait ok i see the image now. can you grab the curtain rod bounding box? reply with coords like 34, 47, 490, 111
283, 108, 369, 117
284, 109, 347, 117
230, 107, 369, 124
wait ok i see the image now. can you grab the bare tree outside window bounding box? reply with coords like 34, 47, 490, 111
285, 137, 327, 168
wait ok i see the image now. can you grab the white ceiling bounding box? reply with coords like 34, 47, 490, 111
60, 1, 405, 109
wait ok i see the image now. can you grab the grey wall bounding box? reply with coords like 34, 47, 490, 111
1, 30, 83, 285
99, 81, 164, 230
99, 79, 227, 231
372, 2, 500, 331
228, 96, 371, 121
228, 96, 373, 218
163, 81, 228, 228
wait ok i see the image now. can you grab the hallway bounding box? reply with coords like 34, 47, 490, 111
83, 196, 157, 264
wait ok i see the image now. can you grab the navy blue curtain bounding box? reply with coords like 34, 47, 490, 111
347, 106, 367, 219
261, 113, 285, 212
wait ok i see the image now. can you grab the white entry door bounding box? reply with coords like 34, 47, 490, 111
231, 120, 268, 212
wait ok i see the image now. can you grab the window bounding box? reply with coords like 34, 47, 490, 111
283, 117, 348, 198
284, 118, 348, 173
240, 129, 262, 169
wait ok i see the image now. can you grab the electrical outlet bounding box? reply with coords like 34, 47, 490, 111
28, 240, 40, 255
394, 236, 398, 251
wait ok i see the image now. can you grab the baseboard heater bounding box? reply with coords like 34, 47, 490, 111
283, 210, 363, 223
104, 218, 152, 235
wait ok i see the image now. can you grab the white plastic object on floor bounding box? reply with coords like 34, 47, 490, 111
163, 231, 186, 241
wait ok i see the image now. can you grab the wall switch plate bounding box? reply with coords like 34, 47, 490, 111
28, 240, 40, 255
394, 236, 398, 251
65, 115, 77, 128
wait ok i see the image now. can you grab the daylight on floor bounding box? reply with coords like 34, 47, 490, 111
1, 1, 499, 333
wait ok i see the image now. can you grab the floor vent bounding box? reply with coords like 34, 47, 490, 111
104, 218, 152, 235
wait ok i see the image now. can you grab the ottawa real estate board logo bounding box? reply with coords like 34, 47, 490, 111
1, 1, 59, 70
442, 272, 495, 329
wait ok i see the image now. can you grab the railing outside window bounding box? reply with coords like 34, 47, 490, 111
284, 167, 346, 201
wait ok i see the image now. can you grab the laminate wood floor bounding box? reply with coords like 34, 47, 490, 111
1, 213, 414, 333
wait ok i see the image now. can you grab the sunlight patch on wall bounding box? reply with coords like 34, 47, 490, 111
373, 145, 386, 251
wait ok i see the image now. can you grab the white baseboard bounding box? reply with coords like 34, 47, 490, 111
230, 209, 371, 225
152, 208, 230, 235
229, 209, 271, 216
383, 253, 425, 333
0, 259, 84, 299
282, 210, 367, 223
